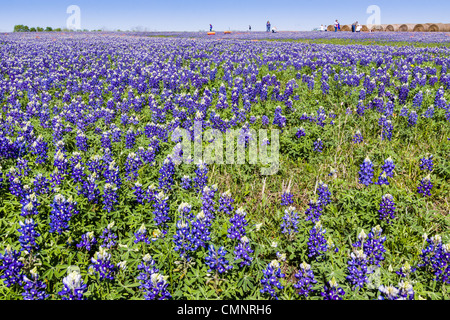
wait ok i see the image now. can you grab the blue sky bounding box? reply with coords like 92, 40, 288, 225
0, 0, 448, 32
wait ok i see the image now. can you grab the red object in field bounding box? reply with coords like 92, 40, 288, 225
207, 32, 215, 35
224, 31, 231, 34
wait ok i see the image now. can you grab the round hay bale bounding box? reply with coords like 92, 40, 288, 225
327, 25, 334, 31
370, 25, 384, 32
435, 23, 450, 32
340, 25, 351, 31
361, 25, 369, 32
385, 24, 401, 32
413, 24, 426, 32
427, 23, 440, 32
399, 24, 415, 32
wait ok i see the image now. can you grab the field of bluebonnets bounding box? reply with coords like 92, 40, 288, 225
0, 31, 449, 300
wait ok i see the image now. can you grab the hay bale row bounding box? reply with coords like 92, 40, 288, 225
324, 23, 450, 32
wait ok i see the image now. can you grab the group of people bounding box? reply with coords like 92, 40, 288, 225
319, 19, 362, 32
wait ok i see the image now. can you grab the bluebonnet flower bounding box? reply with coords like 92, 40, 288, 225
0, 245, 24, 287
180, 175, 191, 190
30, 136, 48, 164
418, 235, 449, 284
396, 261, 416, 279
321, 277, 345, 300
273, 106, 286, 130
77, 231, 97, 252
134, 224, 151, 244
145, 184, 157, 203
99, 222, 117, 249
191, 210, 211, 249
417, 174, 433, 197
295, 127, 306, 139
32, 173, 49, 195
228, 207, 248, 240
111, 127, 122, 143
53, 150, 69, 175
173, 218, 195, 260
353, 226, 386, 267
423, 106, 434, 119
7, 168, 25, 198
17, 158, 30, 176
18, 218, 40, 252
20, 193, 40, 217
49, 194, 79, 234
280, 206, 300, 237
152, 192, 170, 231
70, 162, 86, 184
102, 183, 119, 213
233, 236, 253, 267
353, 130, 363, 144
158, 156, 175, 192
124, 152, 142, 181
261, 115, 270, 126
58, 270, 88, 300
75, 130, 88, 152
132, 182, 145, 205
408, 110, 418, 127
378, 281, 414, 300
78, 173, 101, 203
22, 267, 49, 300
194, 161, 208, 192
382, 120, 393, 141
281, 190, 293, 206
377, 157, 395, 186
218, 190, 234, 215
104, 160, 121, 188
346, 249, 370, 290
137, 254, 171, 300
313, 138, 323, 153
399, 106, 409, 117
419, 154, 433, 172
201, 185, 217, 222
260, 260, 285, 300
413, 91, 423, 108
89, 247, 117, 281
358, 156, 374, 186
377, 285, 398, 300
378, 194, 396, 223
293, 262, 317, 297
86, 155, 105, 176
205, 244, 233, 274
305, 200, 323, 223
317, 182, 331, 207
125, 128, 136, 149
356, 100, 365, 116
307, 221, 328, 259
100, 131, 111, 150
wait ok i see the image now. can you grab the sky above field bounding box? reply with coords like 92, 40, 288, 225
0, 0, 449, 32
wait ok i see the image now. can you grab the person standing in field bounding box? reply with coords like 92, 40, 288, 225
249, 25, 251, 31
210, 24, 213, 31
334, 20, 339, 32
320, 24, 325, 31
267, 21, 271, 32
352, 21, 357, 32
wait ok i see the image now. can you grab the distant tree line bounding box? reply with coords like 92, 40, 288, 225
13, 25, 94, 32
